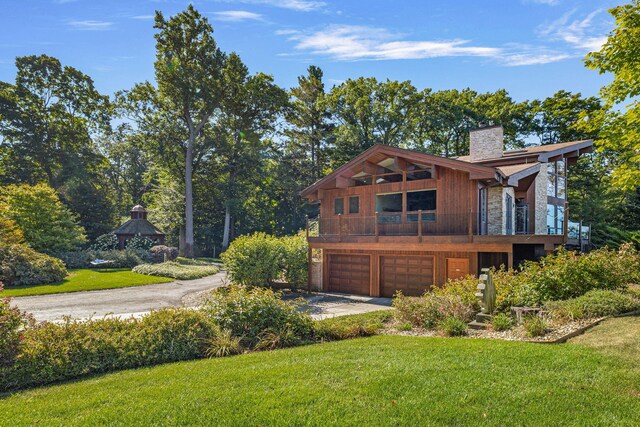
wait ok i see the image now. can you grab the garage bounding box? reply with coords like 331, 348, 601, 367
327, 254, 370, 295
380, 256, 434, 297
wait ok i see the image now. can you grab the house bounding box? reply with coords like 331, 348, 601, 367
112, 205, 165, 249
300, 124, 593, 297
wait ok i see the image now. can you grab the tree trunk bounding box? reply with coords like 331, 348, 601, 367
222, 203, 231, 250
184, 135, 195, 258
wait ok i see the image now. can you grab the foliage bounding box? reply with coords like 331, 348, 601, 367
523, 315, 548, 338
438, 317, 468, 337
149, 245, 179, 263
280, 233, 308, 289
201, 285, 313, 347
0, 244, 67, 287
54, 249, 150, 269
0, 216, 24, 245
222, 232, 284, 287
0, 269, 173, 298
0, 308, 214, 390
545, 290, 640, 321
490, 313, 514, 332
393, 292, 475, 329
313, 310, 392, 341
205, 328, 243, 358
91, 233, 119, 251
0, 283, 32, 367
0, 183, 86, 253
132, 261, 219, 280
433, 275, 482, 311
126, 235, 154, 251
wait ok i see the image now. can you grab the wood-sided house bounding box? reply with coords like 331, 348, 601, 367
301, 125, 593, 297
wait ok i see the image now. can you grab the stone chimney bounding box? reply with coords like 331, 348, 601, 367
469, 124, 504, 161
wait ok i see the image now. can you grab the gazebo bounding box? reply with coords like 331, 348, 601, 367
113, 205, 165, 249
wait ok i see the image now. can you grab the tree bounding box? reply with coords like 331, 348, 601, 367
152, 6, 225, 257
584, 1, 640, 190
285, 65, 334, 184
212, 53, 287, 249
0, 183, 86, 253
0, 54, 110, 188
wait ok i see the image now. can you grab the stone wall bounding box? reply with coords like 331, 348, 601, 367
534, 164, 548, 235
487, 186, 515, 235
469, 125, 504, 161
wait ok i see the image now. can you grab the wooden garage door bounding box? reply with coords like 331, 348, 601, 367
381, 256, 434, 297
327, 254, 370, 295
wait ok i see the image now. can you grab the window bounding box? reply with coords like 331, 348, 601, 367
376, 193, 402, 213
505, 194, 513, 235
406, 167, 432, 181
547, 160, 566, 199
349, 196, 359, 214
547, 204, 565, 235
353, 176, 372, 186
406, 190, 436, 212
375, 173, 403, 184
334, 197, 344, 215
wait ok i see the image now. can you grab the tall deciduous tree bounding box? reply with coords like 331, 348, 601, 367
152, 6, 225, 257
585, 1, 640, 190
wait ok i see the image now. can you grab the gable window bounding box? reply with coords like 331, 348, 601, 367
406, 167, 433, 181
334, 197, 344, 215
407, 190, 436, 212
349, 196, 360, 214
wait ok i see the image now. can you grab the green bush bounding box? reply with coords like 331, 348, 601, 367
0, 183, 86, 253
393, 292, 474, 329
202, 285, 314, 347
0, 308, 214, 391
127, 235, 154, 251
0, 283, 32, 367
523, 315, 548, 338
545, 290, 640, 321
0, 244, 67, 286
314, 311, 392, 341
438, 317, 468, 337
149, 245, 179, 263
490, 313, 514, 332
222, 232, 284, 287
91, 233, 119, 251
205, 328, 243, 358
54, 249, 151, 269
281, 233, 308, 289
133, 262, 219, 280
433, 275, 482, 311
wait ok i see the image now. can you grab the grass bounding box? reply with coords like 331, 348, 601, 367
0, 269, 174, 297
132, 262, 220, 280
1, 314, 638, 426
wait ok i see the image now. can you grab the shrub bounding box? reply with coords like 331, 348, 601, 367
1, 308, 214, 391
490, 313, 514, 332
201, 285, 313, 347
545, 290, 640, 321
54, 249, 151, 269
0, 217, 24, 245
150, 245, 179, 263
0, 244, 67, 286
127, 235, 154, 251
133, 262, 219, 280
433, 275, 482, 311
439, 317, 468, 337
313, 311, 391, 341
0, 283, 32, 367
0, 183, 86, 253
396, 322, 413, 331
222, 232, 284, 287
205, 328, 243, 358
281, 233, 308, 289
393, 292, 474, 329
91, 233, 119, 251
523, 315, 548, 338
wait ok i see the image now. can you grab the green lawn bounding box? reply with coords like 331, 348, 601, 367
0, 269, 174, 297
1, 315, 638, 426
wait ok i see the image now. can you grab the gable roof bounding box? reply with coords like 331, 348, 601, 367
300, 144, 499, 198
497, 162, 541, 186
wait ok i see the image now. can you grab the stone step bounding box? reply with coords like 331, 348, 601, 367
468, 320, 490, 330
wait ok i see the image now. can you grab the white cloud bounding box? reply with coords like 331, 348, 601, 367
130, 15, 155, 20
538, 9, 609, 52
211, 10, 263, 21
219, 0, 325, 12
68, 20, 114, 30
283, 25, 571, 67
526, 0, 560, 5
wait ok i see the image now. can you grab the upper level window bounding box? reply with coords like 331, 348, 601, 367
349, 196, 359, 214
407, 190, 436, 211
547, 160, 566, 199
406, 167, 432, 181
376, 193, 402, 213
334, 197, 344, 215
375, 173, 403, 184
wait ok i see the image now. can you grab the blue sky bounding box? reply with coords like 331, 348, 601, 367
0, 0, 620, 102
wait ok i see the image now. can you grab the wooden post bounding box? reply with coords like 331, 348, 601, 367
468, 208, 473, 242
418, 209, 423, 242
374, 212, 379, 242
307, 246, 312, 292
338, 214, 342, 242
305, 215, 309, 239
563, 202, 569, 244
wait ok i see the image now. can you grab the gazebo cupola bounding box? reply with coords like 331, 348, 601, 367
131, 205, 148, 220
